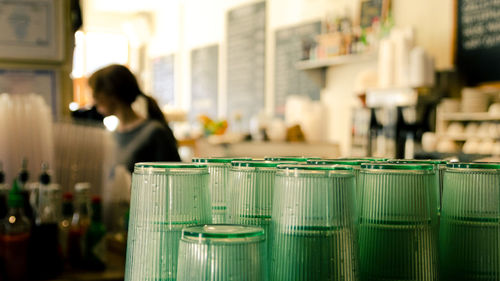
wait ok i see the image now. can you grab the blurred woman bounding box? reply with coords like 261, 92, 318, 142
89, 64, 180, 173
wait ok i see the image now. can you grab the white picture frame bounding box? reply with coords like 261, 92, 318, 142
0, 0, 64, 61
0, 68, 59, 117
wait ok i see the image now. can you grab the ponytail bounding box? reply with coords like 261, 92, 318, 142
142, 94, 169, 127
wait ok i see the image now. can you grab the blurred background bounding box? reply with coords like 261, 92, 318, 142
0, 0, 499, 280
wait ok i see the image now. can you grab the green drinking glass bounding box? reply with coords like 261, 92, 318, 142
124, 163, 212, 281
388, 159, 447, 215
264, 156, 318, 162
270, 164, 359, 281
358, 163, 439, 281
192, 157, 251, 223
338, 157, 389, 162
226, 160, 296, 255
440, 162, 500, 281
176, 224, 267, 281
307, 159, 368, 218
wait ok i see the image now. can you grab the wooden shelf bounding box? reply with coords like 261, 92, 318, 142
295, 53, 377, 70
440, 112, 500, 121
436, 134, 469, 141
436, 134, 500, 141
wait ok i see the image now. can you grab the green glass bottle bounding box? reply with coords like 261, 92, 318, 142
0, 162, 8, 219
84, 196, 106, 271
0, 180, 31, 281
68, 183, 91, 268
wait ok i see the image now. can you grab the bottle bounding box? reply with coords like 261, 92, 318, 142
368, 108, 379, 156
28, 163, 62, 279
0, 162, 4, 281
59, 192, 74, 262
0, 180, 31, 281
84, 196, 106, 271
17, 158, 34, 222
68, 182, 91, 268
0, 162, 8, 219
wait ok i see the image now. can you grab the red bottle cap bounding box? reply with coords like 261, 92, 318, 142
91, 196, 102, 204
63, 192, 74, 200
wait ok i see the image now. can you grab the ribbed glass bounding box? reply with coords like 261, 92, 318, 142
176, 224, 267, 281
388, 159, 447, 215
226, 160, 295, 254
270, 164, 359, 281
339, 157, 389, 162
125, 163, 212, 281
307, 159, 365, 218
358, 163, 439, 281
440, 163, 500, 281
192, 158, 251, 223
264, 157, 316, 162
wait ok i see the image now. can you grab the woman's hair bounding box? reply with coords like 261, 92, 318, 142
88, 64, 168, 127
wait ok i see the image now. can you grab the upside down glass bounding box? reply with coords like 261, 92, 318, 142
264, 157, 318, 162
440, 163, 500, 281
192, 157, 251, 223
357, 163, 439, 281
270, 164, 359, 281
388, 159, 446, 215
307, 159, 367, 218
226, 160, 296, 255
176, 224, 267, 281
124, 163, 211, 281
339, 157, 389, 162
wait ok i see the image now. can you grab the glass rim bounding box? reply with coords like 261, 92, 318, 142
338, 157, 389, 161
182, 224, 265, 239
135, 162, 206, 169
264, 156, 314, 162
231, 160, 297, 168
361, 163, 434, 170
307, 159, 366, 165
277, 164, 353, 171
192, 157, 252, 163
388, 159, 447, 165
446, 162, 500, 169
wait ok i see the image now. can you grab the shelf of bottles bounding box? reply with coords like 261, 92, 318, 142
0, 161, 108, 280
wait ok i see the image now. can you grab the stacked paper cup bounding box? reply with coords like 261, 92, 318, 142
461, 88, 490, 113
0, 93, 55, 183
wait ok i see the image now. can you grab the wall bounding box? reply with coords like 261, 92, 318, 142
0, 0, 74, 118
82, 0, 455, 156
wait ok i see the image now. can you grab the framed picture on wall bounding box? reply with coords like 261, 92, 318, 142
359, 0, 391, 28
0, 0, 64, 61
0, 68, 59, 117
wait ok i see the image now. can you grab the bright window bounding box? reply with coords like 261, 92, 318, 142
71, 31, 129, 106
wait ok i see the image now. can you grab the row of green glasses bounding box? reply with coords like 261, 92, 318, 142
124, 159, 499, 281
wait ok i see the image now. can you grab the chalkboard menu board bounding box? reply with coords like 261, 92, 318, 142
275, 21, 321, 116
191, 45, 219, 121
457, 0, 500, 85
227, 1, 266, 130
152, 55, 175, 107
360, 0, 384, 28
